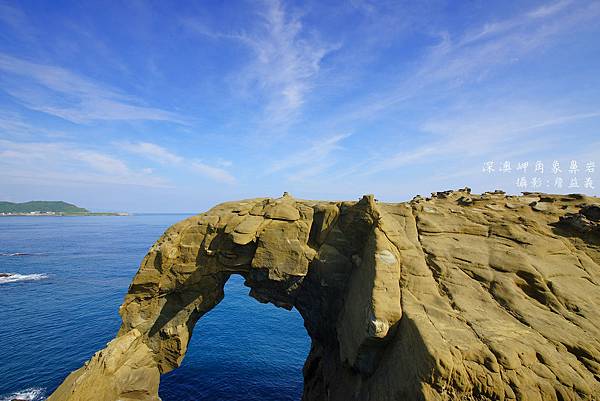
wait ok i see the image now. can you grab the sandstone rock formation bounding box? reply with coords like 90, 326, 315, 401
48, 190, 600, 401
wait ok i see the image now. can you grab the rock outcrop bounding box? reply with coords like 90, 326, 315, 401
48, 190, 600, 401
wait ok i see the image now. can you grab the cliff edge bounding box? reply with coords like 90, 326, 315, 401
48, 190, 600, 401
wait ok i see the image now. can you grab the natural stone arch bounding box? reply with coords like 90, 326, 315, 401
48, 191, 600, 401
48, 193, 384, 401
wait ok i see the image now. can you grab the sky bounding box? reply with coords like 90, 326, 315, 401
0, 0, 599, 212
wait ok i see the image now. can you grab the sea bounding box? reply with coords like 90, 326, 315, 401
0, 215, 310, 401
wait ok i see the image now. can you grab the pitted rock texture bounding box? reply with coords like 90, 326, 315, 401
48, 190, 600, 401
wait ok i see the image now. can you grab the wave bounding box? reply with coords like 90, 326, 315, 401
0, 387, 46, 401
0, 252, 43, 257
0, 273, 49, 284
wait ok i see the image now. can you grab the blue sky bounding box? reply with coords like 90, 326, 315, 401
0, 0, 599, 212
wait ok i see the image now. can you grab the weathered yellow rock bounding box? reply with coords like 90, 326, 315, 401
48, 191, 600, 401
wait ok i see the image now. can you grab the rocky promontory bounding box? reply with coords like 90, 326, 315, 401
48, 190, 600, 400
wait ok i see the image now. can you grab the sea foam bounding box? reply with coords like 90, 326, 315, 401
0, 273, 49, 284
0, 387, 46, 401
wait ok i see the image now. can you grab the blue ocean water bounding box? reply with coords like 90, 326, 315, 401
0, 215, 310, 401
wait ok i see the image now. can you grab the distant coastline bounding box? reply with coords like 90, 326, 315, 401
0, 200, 128, 216
0, 211, 129, 216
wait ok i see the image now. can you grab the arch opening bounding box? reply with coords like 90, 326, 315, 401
156, 274, 310, 400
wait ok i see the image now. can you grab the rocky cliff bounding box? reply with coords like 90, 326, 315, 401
48, 190, 600, 401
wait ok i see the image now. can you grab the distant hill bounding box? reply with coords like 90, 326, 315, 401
0, 201, 89, 214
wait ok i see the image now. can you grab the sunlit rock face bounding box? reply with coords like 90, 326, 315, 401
48, 190, 600, 401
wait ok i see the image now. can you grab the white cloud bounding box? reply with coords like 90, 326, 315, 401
327, 0, 600, 126
269, 133, 350, 180
528, 0, 572, 18
216, 158, 233, 168
186, 0, 337, 128
0, 139, 167, 187
366, 107, 600, 175
243, 1, 337, 125
119, 141, 183, 165
73, 150, 132, 176
315, 0, 600, 179
118, 141, 235, 184
458, 1, 572, 46
0, 54, 184, 124
0, 112, 48, 138
0, 2, 36, 42
190, 160, 236, 184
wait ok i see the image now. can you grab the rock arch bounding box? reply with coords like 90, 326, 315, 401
48, 192, 600, 401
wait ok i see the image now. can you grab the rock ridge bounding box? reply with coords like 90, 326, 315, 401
48, 189, 600, 401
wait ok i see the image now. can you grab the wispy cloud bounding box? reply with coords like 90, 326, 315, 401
459, 0, 573, 45
0, 2, 36, 42
243, 1, 335, 125
0, 54, 184, 124
325, 1, 600, 177
0, 1, 597, 205
0, 139, 167, 187
190, 160, 236, 184
269, 133, 350, 181
0, 111, 64, 139
119, 141, 183, 165
330, 1, 600, 125
527, 0, 572, 18
186, 0, 337, 128
366, 107, 600, 175
118, 141, 235, 184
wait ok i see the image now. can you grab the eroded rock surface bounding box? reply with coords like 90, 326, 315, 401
48, 190, 600, 401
